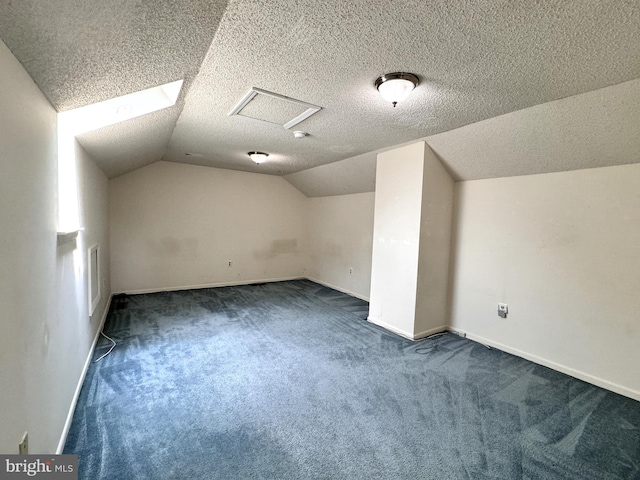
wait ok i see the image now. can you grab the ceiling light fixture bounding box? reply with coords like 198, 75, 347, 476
248, 151, 269, 164
375, 72, 419, 107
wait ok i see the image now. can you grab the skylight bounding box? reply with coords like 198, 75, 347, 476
57, 79, 183, 234
58, 79, 183, 136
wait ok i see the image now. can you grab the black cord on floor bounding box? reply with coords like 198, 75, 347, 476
413, 332, 447, 354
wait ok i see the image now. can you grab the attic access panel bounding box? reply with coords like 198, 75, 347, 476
228, 87, 321, 129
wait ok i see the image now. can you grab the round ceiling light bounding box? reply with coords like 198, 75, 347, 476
375, 72, 419, 107
248, 151, 269, 164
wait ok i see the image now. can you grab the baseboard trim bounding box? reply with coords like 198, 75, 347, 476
85, 283, 640, 401
367, 316, 446, 340
414, 325, 448, 340
368, 316, 413, 339
456, 329, 640, 402
115, 276, 304, 295
56, 293, 112, 454
305, 276, 369, 301
364, 320, 640, 400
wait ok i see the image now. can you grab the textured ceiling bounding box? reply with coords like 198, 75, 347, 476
289, 78, 640, 196
0, 0, 228, 111
426, 77, 640, 181
285, 151, 377, 198
1, 0, 639, 184
75, 104, 181, 178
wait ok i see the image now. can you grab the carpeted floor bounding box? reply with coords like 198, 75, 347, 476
64, 280, 640, 479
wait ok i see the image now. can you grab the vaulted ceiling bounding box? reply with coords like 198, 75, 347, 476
1, 0, 639, 190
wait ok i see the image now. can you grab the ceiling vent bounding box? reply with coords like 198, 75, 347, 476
228, 87, 321, 129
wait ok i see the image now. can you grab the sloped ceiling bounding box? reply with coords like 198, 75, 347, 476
427, 77, 640, 181
1, 0, 639, 186
288, 77, 640, 196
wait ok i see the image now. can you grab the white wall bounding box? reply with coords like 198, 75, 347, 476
0, 40, 110, 454
414, 145, 454, 335
110, 160, 375, 299
305, 193, 375, 300
368, 142, 454, 339
0, 37, 57, 455
53, 141, 111, 453
368, 143, 426, 338
449, 163, 640, 400
110, 161, 307, 293
77, 140, 111, 319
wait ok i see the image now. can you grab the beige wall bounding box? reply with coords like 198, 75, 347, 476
76, 141, 111, 323
0, 40, 110, 454
0, 37, 58, 454
368, 142, 454, 339
449, 163, 640, 400
110, 161, 375, 299
305, 193, 375, 300
368, 143, 425, 337
414, 145, 454, 336
110, 161, 307, 293
54, 141, 111, 452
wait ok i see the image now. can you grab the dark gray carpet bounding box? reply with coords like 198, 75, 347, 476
64, 280, 640, 479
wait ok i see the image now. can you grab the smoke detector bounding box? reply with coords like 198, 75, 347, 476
293, 131, 308, 139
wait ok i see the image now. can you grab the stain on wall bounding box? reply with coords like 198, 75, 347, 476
253, 239, 299, 260
147, 237, 199, 260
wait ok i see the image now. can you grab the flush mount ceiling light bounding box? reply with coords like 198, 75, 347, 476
248, 151, 269, 164
375, 72, 419, 107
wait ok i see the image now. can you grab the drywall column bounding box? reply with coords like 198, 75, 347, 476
414, 143, 455, 336
368, 141, 454, 339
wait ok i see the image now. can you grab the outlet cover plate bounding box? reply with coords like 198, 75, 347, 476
19, 432, 28, 455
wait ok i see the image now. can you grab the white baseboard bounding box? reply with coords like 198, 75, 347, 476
364, 319, 640, 401
456, 329, 640, 402
305, 276, 369, 301
414, 325, 448, 340
118, 276, 371, 302
367, 316, 446, 340
368, 316, 413, 339
68, 282, 640, 405
115, 276, 304, 295
56, 294, 112, 454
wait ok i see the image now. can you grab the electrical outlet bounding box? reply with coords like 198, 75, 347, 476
349, 267, 353, 275
498, 303, 508, 318
19, 432, 28, 455
227, 261, 232, 267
